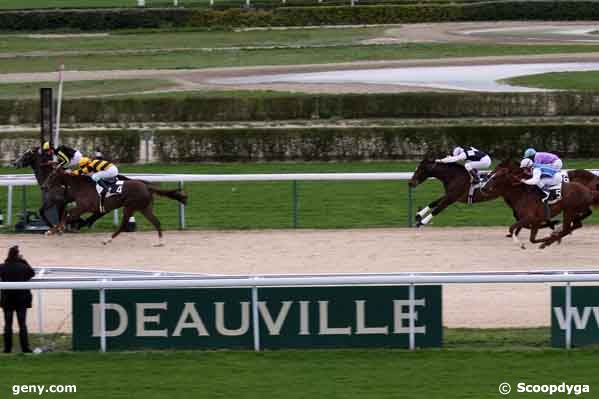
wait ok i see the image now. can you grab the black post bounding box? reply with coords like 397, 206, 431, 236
40, 88, 53, 147
39, 88, 59, 226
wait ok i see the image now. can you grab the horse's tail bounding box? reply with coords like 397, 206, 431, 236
148, 186, 188, 205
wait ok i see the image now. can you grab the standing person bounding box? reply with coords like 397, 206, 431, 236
0, 246, 35, 353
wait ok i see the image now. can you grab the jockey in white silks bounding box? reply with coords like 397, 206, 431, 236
436, 146, 492, 184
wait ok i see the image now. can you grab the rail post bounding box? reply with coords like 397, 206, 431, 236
36, 269, 46, 334
407, 185, 413, 227
565, 276, 572, 350
251, 279, 261, 352
99, 285, 107, 353
292, 180, 299, 228
178, 181, 185, 230
21, 186, 27, 220
409, 281, 416, 350
6, 185, 13, 226
113, 209, 119, 226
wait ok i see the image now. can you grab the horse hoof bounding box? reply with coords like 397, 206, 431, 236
103, 239, 112, 245
506, 233, 512, 238
520, 244, 526, 250
153, 242, 165, 247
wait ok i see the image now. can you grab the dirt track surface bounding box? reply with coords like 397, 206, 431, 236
385, 21, 599, 45
5, 226, 599, 333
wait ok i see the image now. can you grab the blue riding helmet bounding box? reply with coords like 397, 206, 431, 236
523, 148, 536, 159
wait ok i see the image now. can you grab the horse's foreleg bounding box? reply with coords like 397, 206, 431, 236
415, 198, 443, 225
417, 196, 454, 227
507, 220, 529, 249
39, 204, 54, 229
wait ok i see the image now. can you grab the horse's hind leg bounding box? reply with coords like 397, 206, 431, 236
105, 207, 133, 245
540, 212, 575, 249
140, 205, 164, 246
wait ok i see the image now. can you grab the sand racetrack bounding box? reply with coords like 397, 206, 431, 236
4, 226, 599, 333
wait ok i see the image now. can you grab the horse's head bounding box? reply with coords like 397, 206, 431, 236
13, 148, 37, 168
13, 147, 54, 169
408, 158, 437, 188
481, 160, 521, 196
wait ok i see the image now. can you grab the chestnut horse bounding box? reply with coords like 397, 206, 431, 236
482, 160, 599, 249
44, 168, 187, 246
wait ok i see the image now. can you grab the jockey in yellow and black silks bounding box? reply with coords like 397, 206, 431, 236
42, 142, 82, 170
72, 157, 119, 212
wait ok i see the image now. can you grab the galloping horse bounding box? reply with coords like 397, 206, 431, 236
408, 158, 497, 227
409, 156, 599, 229
482, 160, 599, 249
13, 148, 102, 229
44, 168, 187, 246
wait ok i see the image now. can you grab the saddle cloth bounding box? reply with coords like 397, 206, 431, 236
543, 172, 569, 205
95, 178, 124, 198
545, 184, 562, 205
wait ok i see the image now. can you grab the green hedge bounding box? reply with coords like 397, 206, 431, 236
3, 1, 599, 31
2, 92, 598, 124
5, 124, 599, 163
2, 130, 139, 163
151, 124, 599, 161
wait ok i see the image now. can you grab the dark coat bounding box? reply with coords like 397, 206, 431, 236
0, 259, 35, 310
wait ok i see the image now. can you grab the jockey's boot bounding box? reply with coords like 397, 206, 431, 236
469, 169, 480, 184
97, 179, 109, 213
540, 188, 551, 220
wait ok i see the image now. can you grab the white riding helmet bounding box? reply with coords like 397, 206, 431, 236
520, 158, 534, 169
452, 146, 464, 157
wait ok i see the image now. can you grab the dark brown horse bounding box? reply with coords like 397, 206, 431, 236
482, 160, 599, 249
408, 159, 498, 227
44, 169, 187, 246
13, 148, 103, 230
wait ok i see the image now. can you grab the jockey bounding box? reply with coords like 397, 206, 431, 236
42, 142, 82, 170
436, 146, 492, 184
519, 158, 562, 202
523, 148, 563, 172
72, 157, 119, 213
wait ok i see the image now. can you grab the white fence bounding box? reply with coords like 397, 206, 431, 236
6, 268, 599, 352
3, 170, 598, 228
0, 173, 414, 228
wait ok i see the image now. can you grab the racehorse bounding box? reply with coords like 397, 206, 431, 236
408, 158, 498, 227
408, 156, 599, 230
44, 168, 187, 246
13, 148, 102, 230
482, 160, 599, 249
